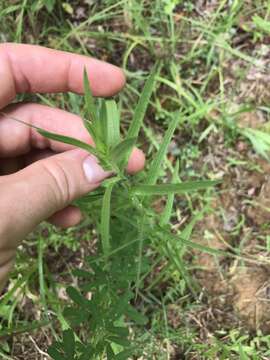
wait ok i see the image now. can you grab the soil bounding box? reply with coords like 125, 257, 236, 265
231, 265, 270, 332
190, 105, 270, 335
181, 11, 270, 334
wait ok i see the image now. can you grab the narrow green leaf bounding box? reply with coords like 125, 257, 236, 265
125, 305, 148, 325
242, 128, 270, 160
83, 118, 97, 146
127, 63, 159, 140
160, 227, 229, 258
75, 192, 104, 208
239, 343, 249, 360
66, 286, 89, 307
0, 320, 49, 338
79, 345, 94, 360
63, 329, 75, 357
115, 349, 135, 360
0, 111, 100, 157
72, 269, 93, 279
38, 129, 99, 156
131, 180, 220, 196
165, 241, 198, 297
184, 238, 230, 257
83, 69, 102, 149
106, 344, 115, 360
253, 15, 270, 34
63, 307, 87, 326
180, 209, 207, 242
135, 218, 145, 298
96, 100, 107, 145
108, 336, 130, 347
101, 183, 114, 257
111, 137, 136, 168
47, 346, 63, 360
109, 326, 129, 338
106, 100, 120, 148
83, 68, 98, 124
146, 112, 180, 185
160, 160, 180, 225
44, 0, 56, 12
95, 99, 121, 152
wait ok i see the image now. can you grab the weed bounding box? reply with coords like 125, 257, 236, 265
29, 68, 218, 359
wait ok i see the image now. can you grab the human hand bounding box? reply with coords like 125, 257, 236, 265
0, 43, 145, 290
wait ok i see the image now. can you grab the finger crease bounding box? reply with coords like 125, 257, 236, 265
66, 56, 73, 93
5, 48, 32, 93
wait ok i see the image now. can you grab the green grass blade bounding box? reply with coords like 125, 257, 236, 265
146, 112, 180, 185
159, 226, 228, 258
38, 129, 99, 157
127, 63, 159, 141
242, 128, 270, 161
135, 217, 145, 298
38, 235, 48, 321
253, 15, 270, 34
0, 320, 50, 338
101, 183, 114, 257
160, 160, 180, 225
165, 241, 198, 297
131, 180, 220, 196
180, 208, 207, 243
238, 343, 249, 360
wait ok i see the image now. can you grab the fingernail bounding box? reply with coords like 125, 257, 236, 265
83, 156, 110, 183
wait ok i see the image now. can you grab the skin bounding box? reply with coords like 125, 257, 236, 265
0, 43, 145, 291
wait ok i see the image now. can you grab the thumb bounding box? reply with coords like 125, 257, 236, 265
0, 149, 110, 250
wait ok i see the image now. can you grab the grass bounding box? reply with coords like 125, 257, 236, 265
1, 0, 270, 359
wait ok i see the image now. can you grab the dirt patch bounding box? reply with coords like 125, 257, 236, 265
231, 266, 270, 332
193, 176, 239, 284
225, 45, 270, 106
194, 211, 230, 294
191, 125, 270, 333
11, 330, 51, 360
246, 176, 270, 226
237, 110, 266, 129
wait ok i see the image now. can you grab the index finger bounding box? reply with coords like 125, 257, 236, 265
0, 43, 126, 109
